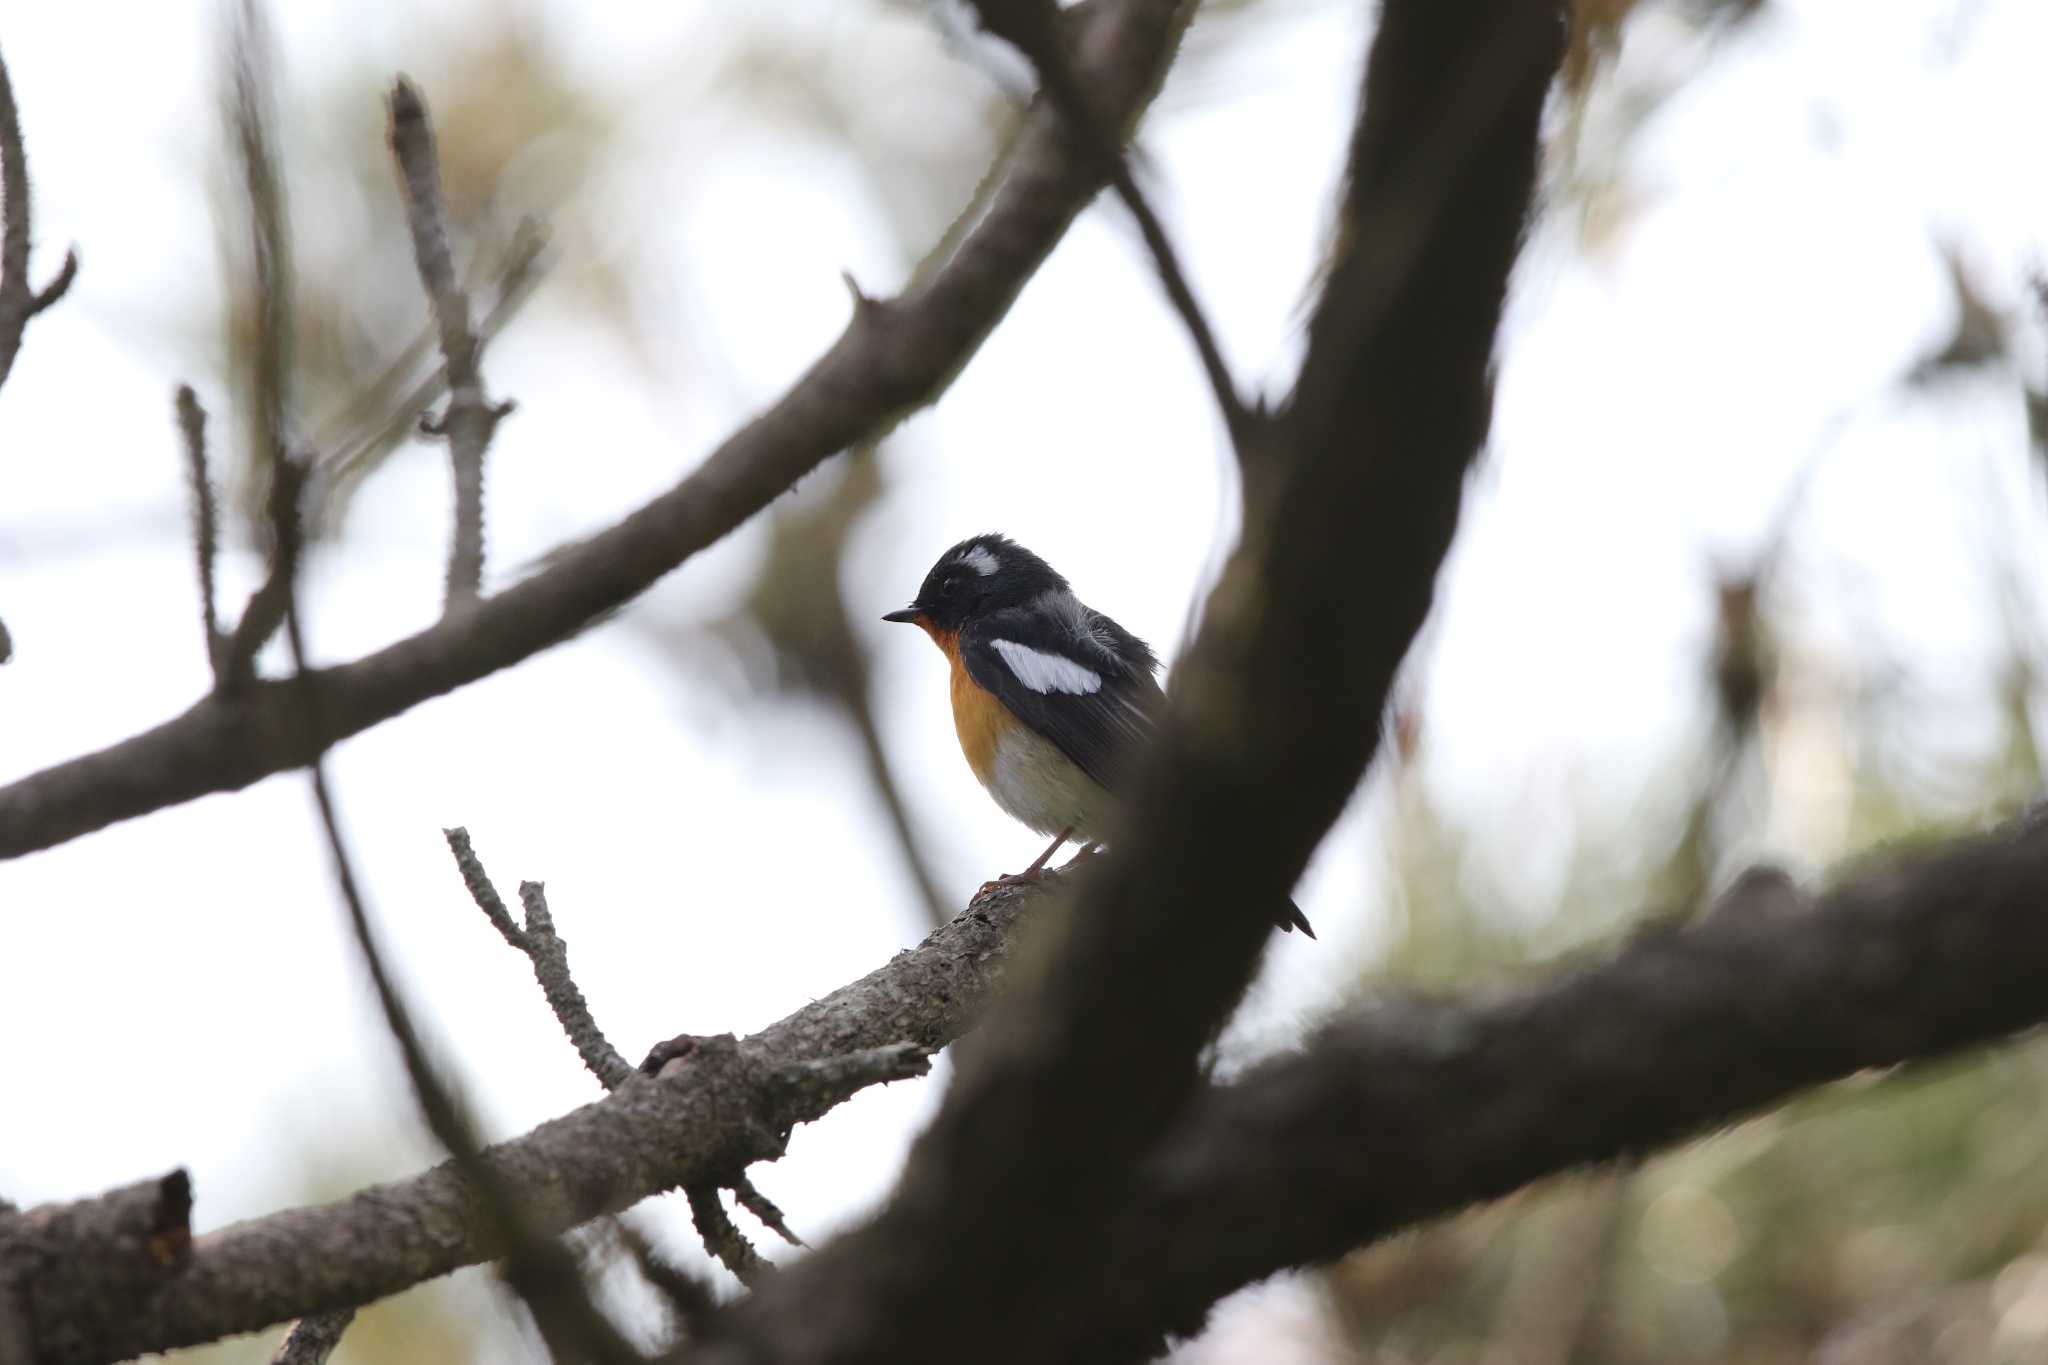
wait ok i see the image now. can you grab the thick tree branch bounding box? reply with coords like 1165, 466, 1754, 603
0, 0, 1195, 862
19, 884, 1036, 1365
0, 43, 79, 398
687, 6, 1564, 1363
1056, 817, 2048, 1358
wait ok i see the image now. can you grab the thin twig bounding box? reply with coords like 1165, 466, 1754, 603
0, 42, 80, 396
268, 1308, 355, 1365
684, 1187, 771, 1288
387, 75, 510, 613
440, 826, 635, 1090
964, 0, 1252, 451
443, 827, 783, 1278
175, 387, 226, 682
729, 1175, 804, 1249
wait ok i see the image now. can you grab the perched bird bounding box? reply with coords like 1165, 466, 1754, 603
884, 533, 1315, 937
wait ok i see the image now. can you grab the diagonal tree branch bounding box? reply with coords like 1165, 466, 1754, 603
685, 5, 1565, 1363
0, 42, 80, 399
0, 0, 1197, 863
1055, 816, 2048, 1359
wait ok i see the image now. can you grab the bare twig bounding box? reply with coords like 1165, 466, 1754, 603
0, 42, 80, 396
684, 1188, 771, 1289
268, 1308, 355, 1365
963, 0, 1251, 450
444, 827, 791, 1282
175, 387, 227, 682
387, 76, 510, 613
729, 1175, 803, 1250
0, 0, 1197, 861
442, 827, 635, 1091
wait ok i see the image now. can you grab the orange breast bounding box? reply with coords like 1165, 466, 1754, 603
929, 625, 1012, 788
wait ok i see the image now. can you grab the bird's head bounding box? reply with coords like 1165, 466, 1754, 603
883, 533, 1068, 636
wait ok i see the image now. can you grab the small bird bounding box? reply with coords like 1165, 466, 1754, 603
884, 533, 1314, 937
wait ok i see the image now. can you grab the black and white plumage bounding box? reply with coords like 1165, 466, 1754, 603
884, 533, 1314, 937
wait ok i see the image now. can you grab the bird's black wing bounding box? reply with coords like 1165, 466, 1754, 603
962, 596, 1317, 938
959, 596, 1163, 793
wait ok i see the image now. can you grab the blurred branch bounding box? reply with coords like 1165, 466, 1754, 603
311, 217, 547, 512
0, 42, 80, 397
687, 4, 1563, 1362
0, 0, 1198, 862
268, 1308, 354, 1365
218, 5, 299, 690
963, 0, 1252, 448
23, 877, 1020, 1364
387, 75, 513, 613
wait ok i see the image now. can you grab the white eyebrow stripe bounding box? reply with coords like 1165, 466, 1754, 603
956, 546, 1001, 576
990, 639, 1102, 695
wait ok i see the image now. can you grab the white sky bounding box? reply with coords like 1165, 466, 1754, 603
4, 0, 2047, 1359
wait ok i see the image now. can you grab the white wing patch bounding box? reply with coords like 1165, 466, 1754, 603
956, 545, 1001, 577
991, 638, 1102, 695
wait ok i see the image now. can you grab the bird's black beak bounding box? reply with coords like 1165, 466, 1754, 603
882, 606, 924, 624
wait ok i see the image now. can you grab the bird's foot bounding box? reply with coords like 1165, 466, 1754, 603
972, 867, 1049, 902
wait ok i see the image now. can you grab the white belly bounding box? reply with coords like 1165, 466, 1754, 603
983, 724, 1106, 839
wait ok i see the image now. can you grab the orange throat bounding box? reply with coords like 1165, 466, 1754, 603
921, 620, 1006, 788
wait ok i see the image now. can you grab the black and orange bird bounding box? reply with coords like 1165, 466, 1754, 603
884, 533, 1314, 937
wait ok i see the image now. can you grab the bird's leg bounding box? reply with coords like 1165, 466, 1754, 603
974, 828, 1072, 901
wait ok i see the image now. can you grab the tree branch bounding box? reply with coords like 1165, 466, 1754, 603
1052, 815, 2048, 1358
0, 0, 1196, 862
444, 827, 634, 1091
686, 5, 1564, 1362
0, 42, 80, 397
18, 882, 1037, 1364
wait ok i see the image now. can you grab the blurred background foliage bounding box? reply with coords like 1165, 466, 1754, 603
111, 0, 2048, 1358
